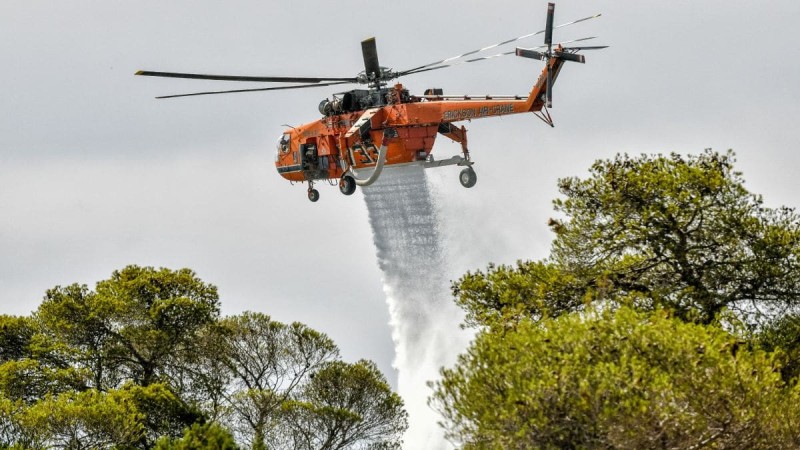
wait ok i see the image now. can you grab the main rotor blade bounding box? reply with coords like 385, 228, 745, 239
135, 70, 357, 84
151, 81, 353, 99
397, 12, 601, 76
401, 37, 598, 77
361, 37, 381, 80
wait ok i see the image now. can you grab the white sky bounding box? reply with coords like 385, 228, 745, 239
3, 0, 800, 397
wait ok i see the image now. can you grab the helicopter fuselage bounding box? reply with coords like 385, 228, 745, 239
274, 56, 563, 187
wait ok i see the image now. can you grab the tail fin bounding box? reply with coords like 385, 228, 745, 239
516, 2, 604, 111
521, 55, 565, 112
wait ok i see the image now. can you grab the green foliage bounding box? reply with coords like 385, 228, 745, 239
215, 311, 340, 448
154, 422, 238, 450
0, 315, 35, 363
36, 265, 220, 389
0, 382, 200, 449
433, 306, 800, 449
125, 382, 205, 445
0, 393, 31, 448
171, 323, 230, 422
0, 315, 86, 404
454, 150, 800, 327
0, 267, 406, 449
0, 358, 85, 404
17, 386, 146, 449
758, 313, 800, 381
453, 261, 584, 328
283, 360, 407, 450
442, 150, 800, 448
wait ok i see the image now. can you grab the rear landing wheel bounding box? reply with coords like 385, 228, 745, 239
339, 175, 356, 196
308, 188, 320, 202
459, 167, 477, 188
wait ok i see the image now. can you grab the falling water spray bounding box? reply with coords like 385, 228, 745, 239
362, 165, 468, 449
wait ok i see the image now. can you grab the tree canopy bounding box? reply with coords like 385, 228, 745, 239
433, 306, 800, 449
284, 360, 407, 450
440, 150, 800, 449
0, 266, 406, 449
454, 150, 800, 327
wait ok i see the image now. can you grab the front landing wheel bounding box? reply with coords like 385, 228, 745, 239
459, 167, 477, 188
339, 175, 356, 196
308, 188, 320, 202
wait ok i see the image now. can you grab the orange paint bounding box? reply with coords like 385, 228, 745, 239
274, 56, 565, 184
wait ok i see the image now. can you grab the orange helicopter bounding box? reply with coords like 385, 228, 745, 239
137, 3, 605, 202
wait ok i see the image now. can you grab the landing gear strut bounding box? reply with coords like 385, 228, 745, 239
457, 131, 477, 188
433, 122, 479, 189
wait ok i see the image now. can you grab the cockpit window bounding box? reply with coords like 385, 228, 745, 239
276, 133, 290, 154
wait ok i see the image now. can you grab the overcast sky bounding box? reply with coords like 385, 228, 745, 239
2, 0, 800, 441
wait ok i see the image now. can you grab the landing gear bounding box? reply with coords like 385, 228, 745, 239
459, 167, 477, 188
307, 187, 320, 202
446, 125, 476, 189
339, 175, 356, 196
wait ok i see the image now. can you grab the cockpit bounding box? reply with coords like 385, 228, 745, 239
275, 133, 290, 161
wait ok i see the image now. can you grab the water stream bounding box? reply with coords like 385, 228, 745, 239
362, 165, 465, 449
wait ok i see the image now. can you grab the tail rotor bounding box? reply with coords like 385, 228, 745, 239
516, 2, 606, 108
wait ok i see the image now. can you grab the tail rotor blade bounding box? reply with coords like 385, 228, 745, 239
546, 64, 553, 108
361, 37, 381, 81
554, 51, 585, 63
515, 48, 546, 60
560, 45, 608, 51
517, 37, 598, 54
544, 3, 555, 50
